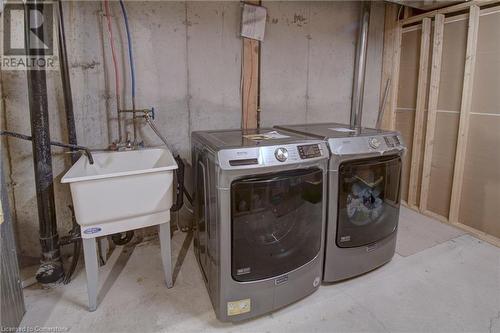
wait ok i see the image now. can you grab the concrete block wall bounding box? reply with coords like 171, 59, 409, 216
0, 1, 385, 260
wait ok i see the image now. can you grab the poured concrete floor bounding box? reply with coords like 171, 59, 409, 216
20, 207, 500, 332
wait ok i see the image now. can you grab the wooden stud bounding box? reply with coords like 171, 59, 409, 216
241, 0, 260, 129
419, 14, 445, 212
385, 21, 402, 130
407, 17, 431, 207
449, 5, 480, 224
400, 0, 499, 26
403, 6, 413, 20
379, 3, 400, 130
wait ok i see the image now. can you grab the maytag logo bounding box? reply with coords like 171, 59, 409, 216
275, 275, 288, 285
340, 235, 351, 242
366, 243, 378, 252
83, 227, 102, 235
236, 267, 251, 275
1, 1, 58, 70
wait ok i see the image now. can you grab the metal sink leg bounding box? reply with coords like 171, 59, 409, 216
82, 238, 98, 312
159, 222, 173, 288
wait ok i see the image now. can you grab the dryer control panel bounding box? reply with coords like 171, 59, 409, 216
383, 135, 401, 148
328, 134, 405, 156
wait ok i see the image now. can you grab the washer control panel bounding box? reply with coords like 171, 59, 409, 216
218, 141, 328, 169
298, 144, 322, 159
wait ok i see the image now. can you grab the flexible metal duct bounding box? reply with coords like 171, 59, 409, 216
350, 2, 371, 129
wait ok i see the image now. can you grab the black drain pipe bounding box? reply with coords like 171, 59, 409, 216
57, 0, 81, 284
58, 0, 78, 165
25, 1, 64, 283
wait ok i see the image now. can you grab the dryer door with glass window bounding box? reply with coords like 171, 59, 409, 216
336, 155, 402, 248
231, 168, 323, 282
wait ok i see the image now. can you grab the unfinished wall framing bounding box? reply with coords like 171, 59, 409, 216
383, 1, 500, 246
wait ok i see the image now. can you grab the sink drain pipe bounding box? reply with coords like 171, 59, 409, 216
350, 2, 371, 129
57, 0, 82, 284
24, 0, 63, 284
144, 114, 184, 213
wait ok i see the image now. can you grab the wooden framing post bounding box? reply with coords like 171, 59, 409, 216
379, 3, 400, 130
407, 17, 431, 207
400, 0, 498, 26
382, 15, 402, 130
449, 5, 480, 224
241, 1, 260, 129
419, 14, 445, 212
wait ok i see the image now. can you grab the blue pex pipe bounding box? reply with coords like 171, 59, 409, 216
119, 0, 136, 100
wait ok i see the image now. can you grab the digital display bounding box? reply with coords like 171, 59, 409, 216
302, 145, 316, 155
384, 136, 394, 147
298, 144, 321, 159
384, 136, 400, 148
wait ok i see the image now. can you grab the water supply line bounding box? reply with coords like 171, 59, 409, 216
103, 0, 123, 143
105, 5, 190, 229
350, 2, 371, 129
118, 0, 138, 143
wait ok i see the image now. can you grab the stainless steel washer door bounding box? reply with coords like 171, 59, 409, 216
230, 168, 323, 282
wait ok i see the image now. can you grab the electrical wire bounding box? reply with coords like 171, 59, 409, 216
103, 0, 122, 143
118, 0, 138, 142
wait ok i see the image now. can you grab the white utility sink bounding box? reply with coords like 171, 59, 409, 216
62, 148, 178, 238
62, 148, 178, 311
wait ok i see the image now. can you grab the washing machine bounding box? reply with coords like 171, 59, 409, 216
275, 123, 406, 282
192, 128, 328, 321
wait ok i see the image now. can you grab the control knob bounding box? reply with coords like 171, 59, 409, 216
274, 147, 288, 162
369, 137, 381, 149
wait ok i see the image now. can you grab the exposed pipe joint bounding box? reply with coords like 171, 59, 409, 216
350, 2, 371, 129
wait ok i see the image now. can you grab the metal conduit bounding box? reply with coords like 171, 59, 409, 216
350, 2, 371, 129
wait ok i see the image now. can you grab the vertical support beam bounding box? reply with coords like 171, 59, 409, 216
403, 6, 413, 19
449, 6, 480, 223
379, 3, 400, 130
420, 14, 445, 212
407, 17, 431, 207
241, 0, 261, 129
